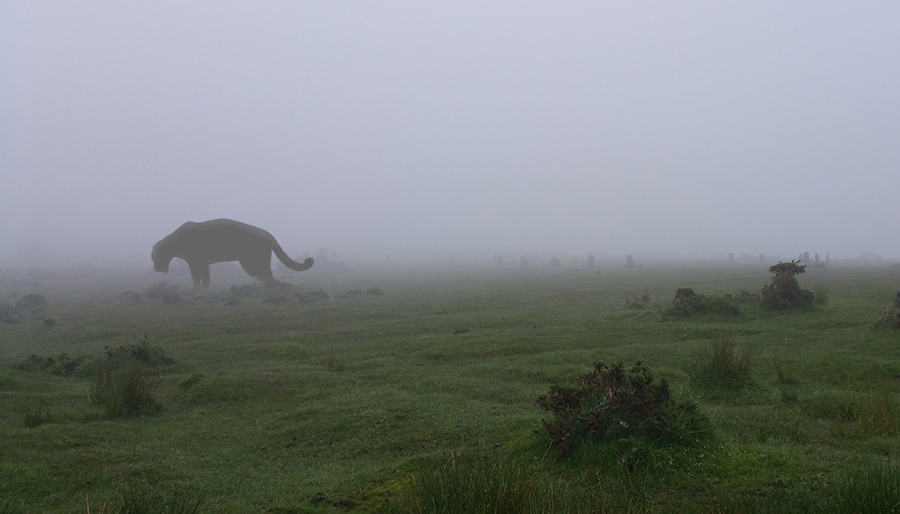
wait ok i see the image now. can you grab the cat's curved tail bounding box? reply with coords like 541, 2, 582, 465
273, 244, 314, 271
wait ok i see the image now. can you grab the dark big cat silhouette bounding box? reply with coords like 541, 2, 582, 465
151, 219, 313, 287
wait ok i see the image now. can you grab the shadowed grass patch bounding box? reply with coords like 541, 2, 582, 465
686, 338, 752, 389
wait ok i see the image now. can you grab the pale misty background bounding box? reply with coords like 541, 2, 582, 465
2, 2, 898, 268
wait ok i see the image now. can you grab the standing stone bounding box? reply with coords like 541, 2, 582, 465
520, 255, 528, 268
587, 255, 595, 269
625, 255, 635, 269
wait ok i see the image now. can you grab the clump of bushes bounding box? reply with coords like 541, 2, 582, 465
668, 288, 746, 317
625, 291, 650, 309
535, 361, 710, 458
872, 307, 900, 331
1, 293, 48, 324
15, 352, 86, 375
686, 338, 752, 389
761, 261, 814, 310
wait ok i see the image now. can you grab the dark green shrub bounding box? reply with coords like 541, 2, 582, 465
625, 291, 650, 309
686, 338, 752, 389
872, 308, 900, 331
761, 261, 814, 310
101, 335, 175, 368
15, 352, 86, 375
536, 361, 710, 458
669, 288, 743, 317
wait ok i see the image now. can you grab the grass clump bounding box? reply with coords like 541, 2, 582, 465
830, 462, 900, 513
536, 360, 710, 459
390, 452, 604, 514
90, 364, 163, 418
21, 397, 52, 428
814, 285, 830, 306
83, 490, 205, 514
88, 335, 174, 419
686, 338, 752, 389
761, 261, 814, 310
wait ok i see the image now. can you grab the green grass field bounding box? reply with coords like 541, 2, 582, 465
3, 261, 900, 513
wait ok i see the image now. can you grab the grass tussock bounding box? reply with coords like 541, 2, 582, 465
87, 336, 174, 419
686, 338, 752, 389
857, 390, 900, 436
390, 452, 611, 514
90, 365, 162, 418
830, 462, 900, 513
83, 490, 204, 514
20, 397, 52, 428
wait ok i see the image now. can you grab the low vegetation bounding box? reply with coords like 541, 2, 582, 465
686, 338, 753, 389
536, 360, 710, 458
760, 260, 815, 310
1, 263, 900, 512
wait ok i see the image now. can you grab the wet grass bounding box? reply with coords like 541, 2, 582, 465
2, 262, 900, 512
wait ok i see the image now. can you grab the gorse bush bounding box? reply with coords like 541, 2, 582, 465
686, 338, 752, 389
668, 288, 747, 317
625, 291, 650, 309
760, 261, 814, 310
536, 361, 710, 458
15, 351, 86, 375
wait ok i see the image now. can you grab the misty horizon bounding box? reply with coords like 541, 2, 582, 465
3, 3, 899, 269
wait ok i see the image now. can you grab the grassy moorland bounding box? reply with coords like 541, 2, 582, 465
2, 260, 900, 513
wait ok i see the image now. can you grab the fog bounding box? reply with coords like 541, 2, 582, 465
2, 2, 899, 269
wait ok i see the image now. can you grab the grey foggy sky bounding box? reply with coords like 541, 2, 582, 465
2, 2, 899, 267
